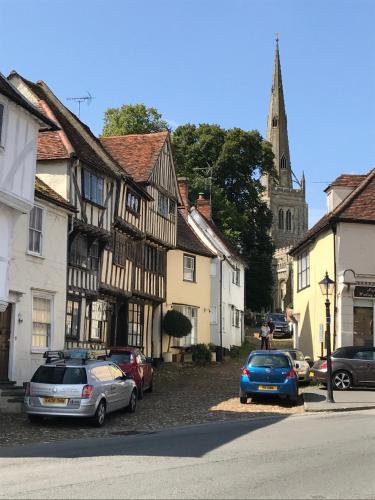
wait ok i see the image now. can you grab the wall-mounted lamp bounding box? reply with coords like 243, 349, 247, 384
18, 312, 23, 324
343, 269, 356, 291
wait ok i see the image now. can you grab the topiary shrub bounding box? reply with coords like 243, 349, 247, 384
163, 309, 192, 351
191, 343, 211, 364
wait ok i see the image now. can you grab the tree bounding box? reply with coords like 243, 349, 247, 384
172, 124, 276, 311
163, 309, 192, 351
101, 104, 170, 136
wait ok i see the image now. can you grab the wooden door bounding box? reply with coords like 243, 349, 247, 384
0, 305, 11, 381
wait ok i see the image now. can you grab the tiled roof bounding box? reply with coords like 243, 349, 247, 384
324, 174, 366, 192
37, 131, 70, 160
11, 74, 123, 178
176, 212, 215, 258
290, 167, 375, 255
0, 72, 56, 129
35, 177, 75, 212
100, 132, 169, 182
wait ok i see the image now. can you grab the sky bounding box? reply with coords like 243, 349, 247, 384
1, 0, 374, 227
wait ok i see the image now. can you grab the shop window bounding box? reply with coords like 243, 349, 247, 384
128, 302, 144, 347
353, 306, 374, 347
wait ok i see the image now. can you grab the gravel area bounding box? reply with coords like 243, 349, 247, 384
0, 352, 303, 448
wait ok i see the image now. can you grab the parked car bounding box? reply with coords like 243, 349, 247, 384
277, 348, 311, 383
266, 313, 291, 338
108, 347, 153, 398
239, 350, 298, 404
311, 346, 375, 390
24, 350, 138, 426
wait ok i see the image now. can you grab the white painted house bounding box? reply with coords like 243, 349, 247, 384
178, 179, 246, 350
0, 74, 55, 381
7, 178, 74, 384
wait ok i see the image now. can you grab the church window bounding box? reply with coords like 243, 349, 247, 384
278, 209, 284, 230
280, 155, 287, 169
272, 116, 278, 127
286, 210, 292, 231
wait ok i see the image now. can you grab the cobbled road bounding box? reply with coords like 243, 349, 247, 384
0, 355, 303, 448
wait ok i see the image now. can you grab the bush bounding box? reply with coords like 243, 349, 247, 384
163, 310, 192, 351
191, 344, 211, 364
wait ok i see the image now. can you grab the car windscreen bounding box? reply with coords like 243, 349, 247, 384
270, 314, 286, 322
249, 354, 290, 368
31, 366, 87, 384
287, 351, 305, 361
108, 352, 132, 364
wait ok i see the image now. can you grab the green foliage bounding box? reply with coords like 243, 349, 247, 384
172, 123, 276, 310
163, 309, 192, 339
208, 343, 216, 352
101, 104, 170, 136
191, 343, 211, 364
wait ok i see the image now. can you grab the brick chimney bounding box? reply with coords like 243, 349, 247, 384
196, 193, 212, 221
178, 177, 189, 216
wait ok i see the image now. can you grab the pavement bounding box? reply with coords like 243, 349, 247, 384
303, 385, 375, 412
1, 410, 375, 498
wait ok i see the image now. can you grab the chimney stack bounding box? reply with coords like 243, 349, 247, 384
196, 192, 212, 221
177, 177, 189, 216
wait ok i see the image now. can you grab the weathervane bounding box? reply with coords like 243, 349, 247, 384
275, 32, 280, 44
67, 92, 93, 118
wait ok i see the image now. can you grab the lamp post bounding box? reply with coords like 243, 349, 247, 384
319, 271, 335, 403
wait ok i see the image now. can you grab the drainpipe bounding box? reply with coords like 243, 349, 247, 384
332, 224, 338, 351
219, 257, 223, 360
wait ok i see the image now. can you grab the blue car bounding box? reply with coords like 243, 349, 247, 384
239, 350, 298, 404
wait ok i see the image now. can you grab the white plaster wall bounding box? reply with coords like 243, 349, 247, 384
326, 187, 352, 212
8, 198, 68, 384
37, 162, 70, 200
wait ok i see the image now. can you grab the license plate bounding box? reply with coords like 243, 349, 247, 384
258, 385, 277, 391
309, 371, 315, 378
42, 397, 68, 405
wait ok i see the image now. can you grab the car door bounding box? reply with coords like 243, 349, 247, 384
139, 352, 151, 389
109, 363, 132, 409
351, 350, 375, 384
91, 365, 116, 412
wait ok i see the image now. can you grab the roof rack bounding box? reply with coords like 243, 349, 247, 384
43, 349, 108, 365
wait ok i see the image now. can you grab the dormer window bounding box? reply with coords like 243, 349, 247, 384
272, 116, 278, 127
280, 155, 287, 169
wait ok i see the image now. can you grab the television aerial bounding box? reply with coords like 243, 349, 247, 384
67, 91, 93, 118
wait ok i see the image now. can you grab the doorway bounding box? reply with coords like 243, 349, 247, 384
0, 304, 12, 381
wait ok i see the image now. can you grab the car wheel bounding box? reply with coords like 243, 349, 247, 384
240, 396, 247, 404
138, 380, 144, 400
332, 370, 352, 391
126, 389, 137, 413
28, 414, 43, 424
91, 400, 106, 427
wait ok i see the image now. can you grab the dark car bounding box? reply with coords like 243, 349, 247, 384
311, 346, 375, 390
267, 313, 291, 338
108, 347, 153, 398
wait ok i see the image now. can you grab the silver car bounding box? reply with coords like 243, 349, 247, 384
24, 351, 138, 426
277, 348, 311, 383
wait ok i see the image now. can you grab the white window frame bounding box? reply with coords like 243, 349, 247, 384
31, 291, 54, 352
172, 304, 198, 346
27, 205, 44, 257
297, 250, 310, 291
232, 268, 240, 286
183, 254, 196, 282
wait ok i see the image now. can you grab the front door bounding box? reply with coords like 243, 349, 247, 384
0, 305, 12, 381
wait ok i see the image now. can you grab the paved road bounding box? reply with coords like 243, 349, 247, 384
1, 410, 375, 499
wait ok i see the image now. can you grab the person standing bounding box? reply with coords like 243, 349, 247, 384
267, 319, 275, 349
260, 322, 270, 350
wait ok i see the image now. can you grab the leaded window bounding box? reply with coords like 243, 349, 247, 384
83, 169, 104, 205
28, 206, 43, 255
66, 299, 80, 339
278, 209, 284, 230
126, 190, 140, 214
286, 210, 292, 231
128, 302, 144, 347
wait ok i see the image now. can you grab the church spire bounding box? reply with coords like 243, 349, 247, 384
267, 38, 292, 188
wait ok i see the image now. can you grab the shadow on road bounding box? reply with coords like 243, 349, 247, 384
0, 413, 292, 459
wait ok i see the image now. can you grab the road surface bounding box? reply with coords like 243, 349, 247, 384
0, 410, 374, 499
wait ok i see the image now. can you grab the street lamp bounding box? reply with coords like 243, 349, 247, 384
319, 271, 335, 403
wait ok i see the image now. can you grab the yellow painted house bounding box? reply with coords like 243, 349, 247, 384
290, 169, 375, 361
162, 211, 214, 354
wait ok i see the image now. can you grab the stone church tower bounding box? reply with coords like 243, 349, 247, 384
261, 40, 308, 311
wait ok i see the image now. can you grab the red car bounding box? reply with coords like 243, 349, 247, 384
108, 347, 153, 399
